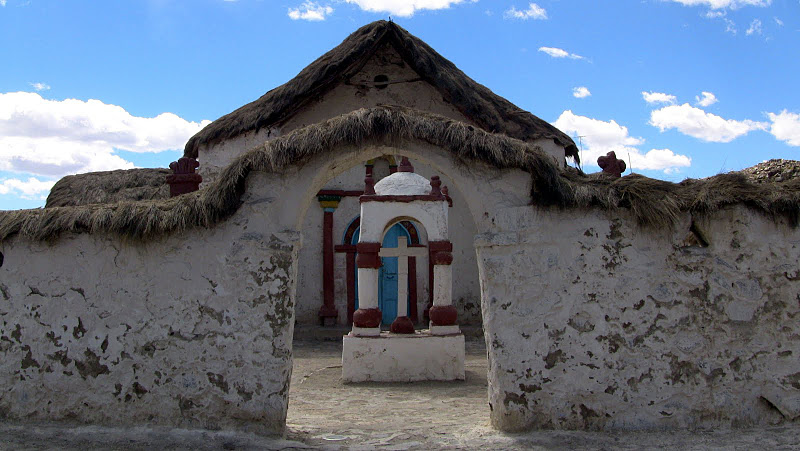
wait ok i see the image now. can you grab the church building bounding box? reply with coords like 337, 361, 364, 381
1, 20, 798, 435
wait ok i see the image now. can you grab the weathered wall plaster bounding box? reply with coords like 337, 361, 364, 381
478, 205, 800, 431
0, 207, 299, 435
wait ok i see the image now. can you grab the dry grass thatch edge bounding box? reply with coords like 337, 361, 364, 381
1, 106, 798, 244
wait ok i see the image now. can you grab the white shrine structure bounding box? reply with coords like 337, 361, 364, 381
342, 157, 466, 382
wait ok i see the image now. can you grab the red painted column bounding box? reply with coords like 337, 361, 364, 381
428, 240, 457, 327
424, 247, 434, 321
409, 256, 418, 323
346, 250, 356, 324
317, 195, 342, 326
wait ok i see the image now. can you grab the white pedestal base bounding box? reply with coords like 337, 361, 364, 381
342, 331, 465, 382
350, 326, 381, 337
429, 324, 461, 336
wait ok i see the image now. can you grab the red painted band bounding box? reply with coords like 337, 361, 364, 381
355, 242, 382, 268
353, 308, 382, 328
429, 305, 458, 326
428, 241, 453, 252
432, 251, 453, 265
390, 316, 415, 334
360, 194, 446, 203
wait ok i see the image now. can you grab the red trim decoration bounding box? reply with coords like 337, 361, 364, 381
390, 316, 415, 334
429, 305, 458, 326
360, 194, 447, 203
355, 242, 382, 268
353, 308, 382, 328
166, 157, 202, 197
429, 240, 453, 266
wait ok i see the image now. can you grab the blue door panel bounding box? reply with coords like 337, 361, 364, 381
352, 222, 411, 326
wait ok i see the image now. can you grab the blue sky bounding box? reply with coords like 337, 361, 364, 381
1, 0, 798, 210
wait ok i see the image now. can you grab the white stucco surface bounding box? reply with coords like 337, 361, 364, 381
342, 332, 465, 382
374, 171, 431, 195
360, 200, 449, 243
0, 207, 299, 435
477, 205, 800, 432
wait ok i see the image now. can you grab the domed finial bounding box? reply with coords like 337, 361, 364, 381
398, 156, 414, 173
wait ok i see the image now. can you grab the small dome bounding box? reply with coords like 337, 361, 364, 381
374, 172, 431, 196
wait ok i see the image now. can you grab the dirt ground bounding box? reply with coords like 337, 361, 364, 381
2, 337, 799, 450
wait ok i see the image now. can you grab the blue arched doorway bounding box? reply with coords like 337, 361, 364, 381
344, 217, 422, 326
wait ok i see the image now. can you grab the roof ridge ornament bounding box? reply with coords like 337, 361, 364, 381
398, 156, 414, 173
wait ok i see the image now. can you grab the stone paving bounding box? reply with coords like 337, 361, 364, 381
1, 337, 799, 450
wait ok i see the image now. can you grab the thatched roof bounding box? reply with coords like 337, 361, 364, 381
183, 20, 579, 162
45, 168, 171, 208
2, 106, 798, 243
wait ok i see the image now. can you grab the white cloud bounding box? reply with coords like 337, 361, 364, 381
553, 110, 691, 172
774, 17, 783, 26
288, 2, 333, 21
572, 86, 591, 98
642, 91, 677, 105
746, 18, 763, 35
0, 91, 210, 178
649, 103, 767, 142
724, 18, 738, 34
344, 0, 472, 17
504, 3, 547, 20
0, 177, 56, 200
695, 91, 718, 107
767, 110, 800, 146
538, 47, 584, 60
28, 82, 50, 92
666, 0, 771, 10
0, 1, 6, 6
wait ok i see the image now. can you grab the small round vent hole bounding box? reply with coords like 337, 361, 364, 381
374, 75, 389, 90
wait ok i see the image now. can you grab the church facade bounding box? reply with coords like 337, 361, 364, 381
1, 21, 798, 435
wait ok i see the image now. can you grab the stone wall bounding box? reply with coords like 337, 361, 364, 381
479, 205, 800, 431
0, 210, 298, 435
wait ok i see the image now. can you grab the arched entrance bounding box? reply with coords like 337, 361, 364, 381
344, 217, 423, 326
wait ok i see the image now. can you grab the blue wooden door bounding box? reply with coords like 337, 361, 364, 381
352, 223, 410, 325
379, 224, 411, 325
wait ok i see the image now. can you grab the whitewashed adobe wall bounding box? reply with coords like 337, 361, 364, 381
0, 207, 298, 435
479, 205, 800, 431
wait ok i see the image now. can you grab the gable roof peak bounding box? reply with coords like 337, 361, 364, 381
183, 20, 578, 161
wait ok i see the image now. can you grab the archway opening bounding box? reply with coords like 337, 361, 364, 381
285, 148, 490, 444
291, 153, 483, 336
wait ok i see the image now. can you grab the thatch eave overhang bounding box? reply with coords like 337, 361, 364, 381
3, 106, 799, 244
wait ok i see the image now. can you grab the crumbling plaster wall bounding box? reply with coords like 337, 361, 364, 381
0, 203, 299, 435
478, 205, 800, 432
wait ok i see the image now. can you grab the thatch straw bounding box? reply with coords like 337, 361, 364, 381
1, 106, 798, 243
45, 168, 171, 208
182, 20, 579, 162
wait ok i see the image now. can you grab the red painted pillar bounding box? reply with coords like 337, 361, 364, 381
318, 194, 342, 326
346, 251, 356, 324
409, 256, 418, 323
